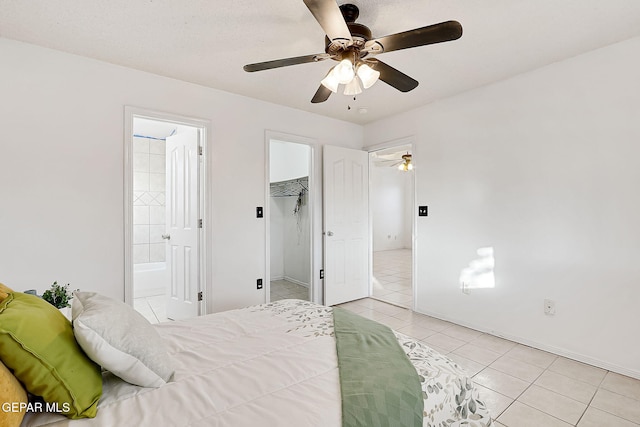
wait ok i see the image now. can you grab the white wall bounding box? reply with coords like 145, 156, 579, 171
270, 194, 311, 286
269, 140, 310, 182
269, 197, 285, 280
371, 166, 412, 251
0, 38, 363, 313
364, 37, 640, 378
282, 194, 311, 286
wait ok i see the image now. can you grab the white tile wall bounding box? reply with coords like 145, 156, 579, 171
149, 243, 165, 262
149, 154, 165, 173
132, 136, 166, 265
149, 225, 165, 244
149, 206, 165, 225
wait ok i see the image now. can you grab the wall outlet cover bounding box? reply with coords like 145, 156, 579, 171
544, 299, 556, 315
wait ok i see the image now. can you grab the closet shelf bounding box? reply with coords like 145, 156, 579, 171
270, 177, 308, 197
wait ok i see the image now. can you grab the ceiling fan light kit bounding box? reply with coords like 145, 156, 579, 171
332, 59, 356, 84
356, 63, 380, 89
398, 154, 413, 172
320, 72, 340, 93
243, 0, 462, 104
343, 76, 362, 96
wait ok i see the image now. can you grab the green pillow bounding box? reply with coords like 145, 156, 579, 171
0, 292, 102, 419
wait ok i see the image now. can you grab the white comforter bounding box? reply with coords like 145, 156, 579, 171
22, 300, 491, 427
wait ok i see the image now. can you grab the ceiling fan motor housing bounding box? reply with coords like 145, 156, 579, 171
325, 4, 371, 59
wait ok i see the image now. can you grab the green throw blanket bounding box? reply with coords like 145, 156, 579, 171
333, 307, 424, 427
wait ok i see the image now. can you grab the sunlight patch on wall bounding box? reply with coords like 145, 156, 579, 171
460, 247, 495, 293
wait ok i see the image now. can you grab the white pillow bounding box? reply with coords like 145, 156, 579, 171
72, 292, 174, 388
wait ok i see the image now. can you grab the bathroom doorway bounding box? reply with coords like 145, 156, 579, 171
369, 142, 415, 308
124, 108, 209, 322
267, 137, 314, 303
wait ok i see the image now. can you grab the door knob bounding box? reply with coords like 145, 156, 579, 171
161, 234, 171, 240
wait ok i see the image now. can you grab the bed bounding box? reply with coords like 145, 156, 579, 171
7, 295, 492, 427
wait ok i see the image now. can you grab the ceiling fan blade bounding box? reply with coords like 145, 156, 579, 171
244, 53, 330, 72
364, 20, 462, 55
368, 59, 418, 92
311, 84, 332, 103
303, 0, 353, 47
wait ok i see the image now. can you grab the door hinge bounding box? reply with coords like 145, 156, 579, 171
198, 291, 203, 301
198, 146, 203, 155
198, 219, 203, 228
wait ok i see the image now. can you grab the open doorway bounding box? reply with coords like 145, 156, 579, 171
124, 108, 208, 323
267, 138, 313, 303
369, 143, 415, 308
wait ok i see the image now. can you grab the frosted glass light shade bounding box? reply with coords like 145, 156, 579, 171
334, 59, 355, 85
398, 160, 413, 171
356, 63, 380, 89
343, 77, 362, 96
321, 68, 340, 93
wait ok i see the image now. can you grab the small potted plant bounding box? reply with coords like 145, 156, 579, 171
42, 281, 74, 319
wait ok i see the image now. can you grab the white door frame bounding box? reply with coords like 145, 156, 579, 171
124, 106, 211, 314
265, 130, 317, 304
366, 136, 417, 310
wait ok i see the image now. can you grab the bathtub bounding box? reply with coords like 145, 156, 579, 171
133, 262, 168, 298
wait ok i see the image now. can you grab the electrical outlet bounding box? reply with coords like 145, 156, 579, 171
418, 206, 428, 216
257, 278, 263, 290
319, 269, 324, 279
544, 299, 555, 315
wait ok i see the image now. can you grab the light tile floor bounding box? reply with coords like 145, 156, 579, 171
336, 297, 640, 427
134, 294, 169, 324
372, 248, 413, 308
135, 279, 313, 323
270, 279, 309, 302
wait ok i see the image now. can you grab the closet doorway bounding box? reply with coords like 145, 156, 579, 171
267, 137, 313, 303
369, 142, 415, 309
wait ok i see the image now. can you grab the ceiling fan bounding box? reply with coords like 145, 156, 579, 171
373, 152, 413, 171
243, 0, 462, 103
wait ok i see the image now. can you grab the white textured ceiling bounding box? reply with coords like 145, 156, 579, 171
2, 0, 640, 124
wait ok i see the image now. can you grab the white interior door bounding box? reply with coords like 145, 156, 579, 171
323, 145, 369, 306
165, 129, 200, 320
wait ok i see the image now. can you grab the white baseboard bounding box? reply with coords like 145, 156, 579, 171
284, 276, 310, 288
415, 306, 640, 380
270, 276, 310, 288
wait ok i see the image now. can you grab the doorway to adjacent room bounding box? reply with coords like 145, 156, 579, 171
369, 142, 415, 309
